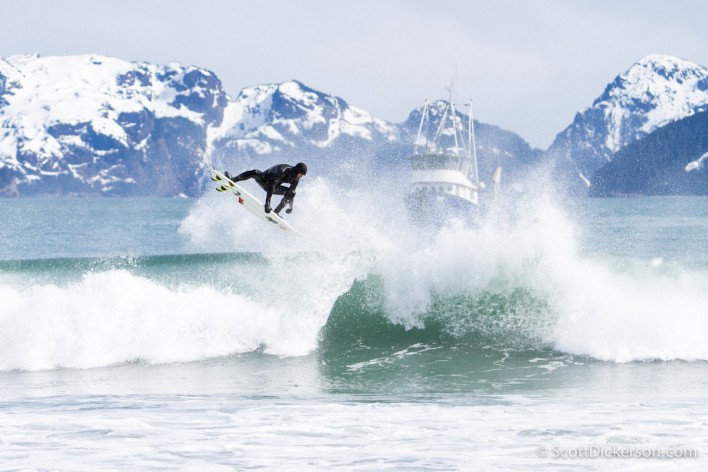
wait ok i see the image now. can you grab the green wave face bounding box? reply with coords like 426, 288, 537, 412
317, 275, 567, 395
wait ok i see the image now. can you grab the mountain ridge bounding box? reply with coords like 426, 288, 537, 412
545, 54, 708, 190
590, 111, 708, 196
3, 53, 705, 197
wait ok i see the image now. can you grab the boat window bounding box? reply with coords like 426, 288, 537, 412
410, 153, 465, 170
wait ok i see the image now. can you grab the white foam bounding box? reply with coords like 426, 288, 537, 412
0, 269, 326, 371
550, 259, 708, 362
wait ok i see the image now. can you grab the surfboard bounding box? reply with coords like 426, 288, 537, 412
211, 168, 303, 236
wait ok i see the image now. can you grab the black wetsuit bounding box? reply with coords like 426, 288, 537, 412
232, 164, 302, 214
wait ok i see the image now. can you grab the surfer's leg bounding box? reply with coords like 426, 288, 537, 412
274, 188, 295, 215
230, 170, 274, 196
248, 172, 277, 193
230, 169, 260, 183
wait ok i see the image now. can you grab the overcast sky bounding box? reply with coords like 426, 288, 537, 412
1, 0, 706, 148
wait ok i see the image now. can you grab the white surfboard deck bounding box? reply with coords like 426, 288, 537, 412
211, 168, 303, 236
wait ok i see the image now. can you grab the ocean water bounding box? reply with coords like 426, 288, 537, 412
1, 182, 707, 470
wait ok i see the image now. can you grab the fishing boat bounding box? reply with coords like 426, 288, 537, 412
406, 89, 482, 225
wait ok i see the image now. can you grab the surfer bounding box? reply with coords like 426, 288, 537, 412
224, 163, 307, 215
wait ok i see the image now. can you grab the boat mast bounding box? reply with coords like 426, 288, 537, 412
468, 99, 479, 184
447, 84, 460, 152
432, 102, 449, 146
414, 99, 429, 153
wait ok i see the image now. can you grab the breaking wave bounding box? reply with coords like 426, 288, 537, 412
2, 178, 708, 371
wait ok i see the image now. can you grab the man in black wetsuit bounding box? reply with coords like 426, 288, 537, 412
224, 162, 307, 215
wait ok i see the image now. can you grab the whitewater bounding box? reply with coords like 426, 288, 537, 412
1, 177, 707, 470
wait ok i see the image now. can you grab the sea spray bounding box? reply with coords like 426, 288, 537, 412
151, 176, 708, 364
367, 194, 708, 362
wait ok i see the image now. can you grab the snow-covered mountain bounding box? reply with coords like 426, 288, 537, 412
207, 80, 398, 173
3, 52, 707, 198
0, 54, 539, 196
0, 54, 228, 196
546, 54, 708, 186
0, 55, 401, 196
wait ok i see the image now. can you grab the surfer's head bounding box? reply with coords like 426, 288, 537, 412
294, 162, 308, 178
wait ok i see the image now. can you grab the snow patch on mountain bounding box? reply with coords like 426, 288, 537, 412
1, 55, 204, 160
685, 151, 708, 172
